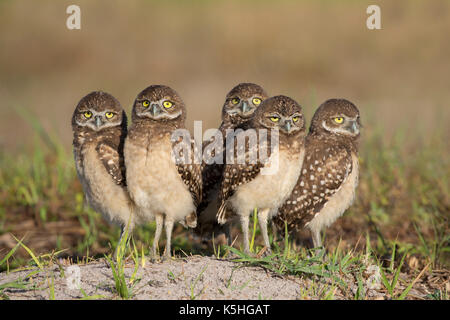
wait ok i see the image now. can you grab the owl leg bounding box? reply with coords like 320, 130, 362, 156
258, 208, 271, 254
311, 228, 322, 248
271, 220, 278, 243
240, 215, 250, 255
225, 223, 232, 246
163, 218, 174, 259
152, 214, 164, 260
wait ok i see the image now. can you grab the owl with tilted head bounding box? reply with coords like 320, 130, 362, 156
195, 83, 269, 245
275, 98, 361, 248
124, 85, 202, 259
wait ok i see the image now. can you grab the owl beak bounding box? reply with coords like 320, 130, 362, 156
94, 115, 103, 128
240, 101, 250, 113
347, 120, 360, 134
150, 103, 161, 117
283, 120, 292, 133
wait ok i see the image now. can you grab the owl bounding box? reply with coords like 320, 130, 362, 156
274, 99, 361, 248
124, 85, 202, 259
216, 95, 306, 254
72, 91, 136, 253
195, 83, 269, 244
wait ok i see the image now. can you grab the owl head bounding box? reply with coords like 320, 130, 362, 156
72, 91, 126, 132
131, 85, 186, 125
251, 95, 306, 137
222, 83, 268, 126
309, 99, 361, 140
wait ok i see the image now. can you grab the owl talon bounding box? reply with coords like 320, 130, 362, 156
149, 252, 160, 263
161, 251, 173, 262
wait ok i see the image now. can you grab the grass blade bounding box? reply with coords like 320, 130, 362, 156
11, 235, 43, 270
0, 237, 24, 267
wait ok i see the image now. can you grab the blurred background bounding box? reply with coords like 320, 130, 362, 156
0, 1, 448, 270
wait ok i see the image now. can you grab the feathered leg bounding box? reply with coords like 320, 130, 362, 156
152, 214, 164, 260
311, 227, 322, 248
240, 215, 250, 255
258, 208, 271, 254
164, 218, 174, 259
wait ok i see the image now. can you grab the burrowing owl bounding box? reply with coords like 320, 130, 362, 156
274, 99, 361, 248
196, 83, 268, 244
216, 95, 306, 254
124, 85, 202, 259
72, 91, 136, 250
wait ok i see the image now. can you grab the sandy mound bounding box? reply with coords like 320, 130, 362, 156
0, 256, 313, 300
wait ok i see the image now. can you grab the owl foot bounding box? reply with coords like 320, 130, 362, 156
161, 251, 173, 262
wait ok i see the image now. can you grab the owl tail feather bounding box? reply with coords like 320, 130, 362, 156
216, 202, 228, 225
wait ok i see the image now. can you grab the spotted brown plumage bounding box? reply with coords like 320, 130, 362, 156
275, 98, 361, 248
72, 91, 135, 257
96, 141, 127, 186
172, 137, 203, 208
277, 140, 353, 228
124, 85, 202, 259
195, 83, 268, 243
217, 129, 273, 220
217, 95, 307, 254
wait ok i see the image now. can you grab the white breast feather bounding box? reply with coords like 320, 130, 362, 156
78, 145, 133, 227
229, 148, 305, 218
125, 138, 195, 223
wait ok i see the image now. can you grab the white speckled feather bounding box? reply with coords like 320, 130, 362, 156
306, 153, 359, 233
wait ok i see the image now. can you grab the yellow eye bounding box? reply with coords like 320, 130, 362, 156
252, 98, 262, 106
334, 117, 344, 124
231, 98, 240, 105
105, 112, 114, 119
292, 116, 299, 122
83, 111, 92, 118
142, 100, 150, 107
163, 101, 173, 109
270, 116, 280, 122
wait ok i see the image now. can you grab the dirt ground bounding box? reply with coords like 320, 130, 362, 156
0, 255, 441, 300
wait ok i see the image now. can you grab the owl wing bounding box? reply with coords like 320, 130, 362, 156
216, 129, 271, 224
276, 142, 353, 231
96, 141, 126, 186
197, 123, 229, 213
200, 136, 224, 193
173, 138, 203, 208
197, 164, 223, 214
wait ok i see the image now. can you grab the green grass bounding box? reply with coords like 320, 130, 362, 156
225, 225, 435, 300
103, 221, 142, 299
187, 265, 208, 300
